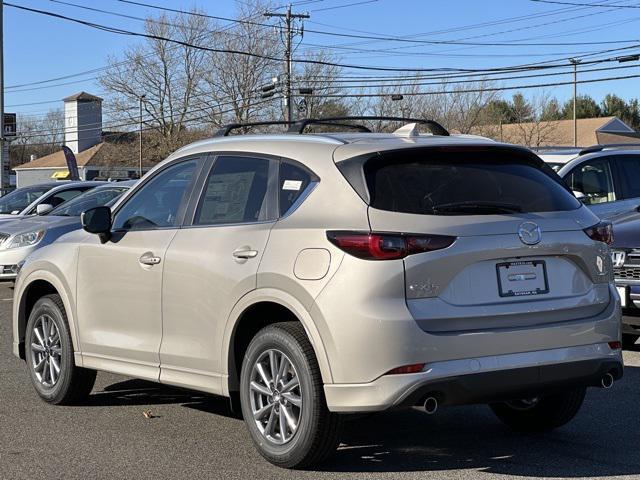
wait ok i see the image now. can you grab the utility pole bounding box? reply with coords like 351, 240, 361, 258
265, 5, 309, 123
569, 58, 580, 147
0, 2, 5, 192
138, 94, 145, 179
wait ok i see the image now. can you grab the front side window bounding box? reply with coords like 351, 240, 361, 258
49, 187, 128, 217
40, 188, 91, 211
113, 160, 197, 230
194, 156, 270, 225
565, 159, 616, 205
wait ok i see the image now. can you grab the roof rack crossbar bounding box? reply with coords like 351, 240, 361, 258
293, 120, 372, 133
579, 143, 640, 156
287, 116, 450, 136
214, 120, 293, 137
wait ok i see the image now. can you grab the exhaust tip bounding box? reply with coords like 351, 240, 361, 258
423, 396, 438, 415
601, 372, 614, 389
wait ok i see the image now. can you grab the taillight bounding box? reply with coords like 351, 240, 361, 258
583, 221, 613, 245
326, 231, 455, 260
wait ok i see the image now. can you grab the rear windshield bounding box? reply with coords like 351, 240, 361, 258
363, 149, 580, 215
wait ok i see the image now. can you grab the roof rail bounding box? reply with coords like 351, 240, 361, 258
579, 143, 640, 156
287, 116, 450, 136
214, 120, 293, 137
213, 116, 450, 137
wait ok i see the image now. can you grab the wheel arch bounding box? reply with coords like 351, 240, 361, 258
223, 289, 333, 396
15, 270, 79, 364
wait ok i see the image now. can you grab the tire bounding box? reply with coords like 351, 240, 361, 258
622, 334, 638, 350
490, 387, 586, 432
240, 322, 342, 469
25, 294, 96, 405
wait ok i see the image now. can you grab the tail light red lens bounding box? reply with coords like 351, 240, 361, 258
326, 231, 455, 260
385, 363, 426, 375
583, 221, 613, 245
608, 341, 622, 350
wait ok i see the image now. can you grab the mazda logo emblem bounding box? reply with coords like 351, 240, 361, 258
518, 222, 542, 245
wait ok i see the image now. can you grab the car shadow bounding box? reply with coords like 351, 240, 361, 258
321, 365, 640, 477
86, 367, 640, 477
85, 378, 237, 418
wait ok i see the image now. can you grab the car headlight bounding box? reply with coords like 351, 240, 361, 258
6, 230, 45, 249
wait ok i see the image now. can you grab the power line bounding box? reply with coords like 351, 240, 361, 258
112, 0, 640, 47
532, 0, 640, 7
300, 71, 640, 98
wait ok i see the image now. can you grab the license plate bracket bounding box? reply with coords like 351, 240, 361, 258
496, 260, 549, 298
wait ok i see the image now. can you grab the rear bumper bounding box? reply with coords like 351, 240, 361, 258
323, 343, 623, 412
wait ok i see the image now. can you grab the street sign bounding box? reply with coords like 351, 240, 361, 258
3, 113, 16, 137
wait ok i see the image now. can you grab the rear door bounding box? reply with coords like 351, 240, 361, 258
360, 146, 610, 332
612, 154, 640, 214
159, 154, 277, 393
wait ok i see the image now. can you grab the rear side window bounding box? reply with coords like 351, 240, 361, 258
615, 155, 640, 199
279, 162, 311, 216
194, 156, 270, 225
364, 150, 580, 215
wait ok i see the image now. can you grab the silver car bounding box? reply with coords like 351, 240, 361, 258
0, 181, 105, 220
555, 145, 640, 219
0, 182, 133, 280
12, 119, 623, 468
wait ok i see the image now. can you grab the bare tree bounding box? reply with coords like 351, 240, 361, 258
501, 92, 562, 147
99, 11, 210, 151
293, 50, 349, 120
199, 1, 282, 127
10, 109, 64, 165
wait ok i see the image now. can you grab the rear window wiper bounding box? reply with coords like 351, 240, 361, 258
431, 201, 523, 215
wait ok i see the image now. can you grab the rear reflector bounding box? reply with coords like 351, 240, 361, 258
327, 231, 455, 260
385, 363, 426, 375
583, 221, 613, 245
608, 341, 622, 350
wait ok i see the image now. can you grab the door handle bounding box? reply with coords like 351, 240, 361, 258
139, 252, 162, 266
233, 248, 259, 260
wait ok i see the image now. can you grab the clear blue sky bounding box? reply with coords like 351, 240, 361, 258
4, 0, 640, 118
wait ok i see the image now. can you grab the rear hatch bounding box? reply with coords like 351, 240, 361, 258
337, 144, 612, 333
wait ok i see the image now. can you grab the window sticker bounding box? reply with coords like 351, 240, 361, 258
283, 180, 303, 191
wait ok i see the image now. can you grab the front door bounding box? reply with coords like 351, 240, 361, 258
159, 155, 276, 393
76, 159, 200, 380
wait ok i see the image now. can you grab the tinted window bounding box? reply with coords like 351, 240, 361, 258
565, 158, 616, 205
615, 156, 640, 199
0, 185, 52, 214
113, 160, 197, 230
42, 188, 90, 210
364, 150, 580, 215
279, 162, 312, 216
49, 187, 128, 217
194, 156, 270, 225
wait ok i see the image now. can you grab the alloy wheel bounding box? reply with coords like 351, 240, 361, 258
30, 314, 63, 388
249, 349, 303, 445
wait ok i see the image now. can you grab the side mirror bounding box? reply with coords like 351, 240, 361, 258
573, 190, 586, 202
81, 206, 112, 243
36, 204, 53, 215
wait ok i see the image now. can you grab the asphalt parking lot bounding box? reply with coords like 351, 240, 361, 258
1, 283, 639, 480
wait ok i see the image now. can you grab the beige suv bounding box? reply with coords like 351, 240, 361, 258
12, 118, 622, 469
